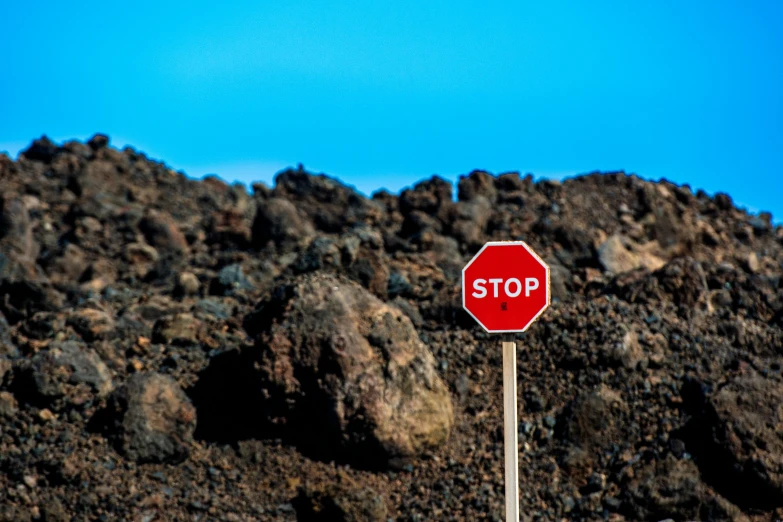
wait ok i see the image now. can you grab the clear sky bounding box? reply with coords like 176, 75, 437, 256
1, 1, 781, 219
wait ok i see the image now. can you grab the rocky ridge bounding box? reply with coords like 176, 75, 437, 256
0, 134, 782, 520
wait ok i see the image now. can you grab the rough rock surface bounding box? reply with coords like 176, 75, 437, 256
14, 340, 113, 409
293, 474, 388, 522
102, 372, 196, 463
247, 273, 453, 468
0, 136, 782, 520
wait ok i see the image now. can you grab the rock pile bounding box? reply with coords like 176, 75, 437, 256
0, 134, 781, 520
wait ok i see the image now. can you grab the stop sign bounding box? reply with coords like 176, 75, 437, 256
462, 241, 550, 333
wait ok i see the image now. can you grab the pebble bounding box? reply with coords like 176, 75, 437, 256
38, 409, 56, 422
176, 271, 200, 296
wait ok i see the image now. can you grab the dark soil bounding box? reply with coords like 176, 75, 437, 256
1, 134, 782, 521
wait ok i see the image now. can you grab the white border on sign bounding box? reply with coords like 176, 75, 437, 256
461, 241, 551, 334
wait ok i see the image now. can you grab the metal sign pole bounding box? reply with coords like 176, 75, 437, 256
502, 337, 519, 521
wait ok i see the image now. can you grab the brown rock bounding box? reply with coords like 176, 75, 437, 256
175, 271, 200, 296
38, 408, 56, 422
598, 235, 665, 274
138, 210, 189, 254
450, 196, 491, 250
21, 136, 59, 162
152, 313, 202, 345
208, 208, 252, 248
547, 259, 571, 302
252, 197, 315, 249
609, 329, 645, 370
106, 372, 196, 463
704, 371, 783, 506
124, 242, 160, 276
457, 170, 497, 202
624, 455, 747, 521
745, 251, 760, 273
46, 243, 87, 284
558, 385, 626, 451
87, 133, 109, 150
0, 357, 11, 385
67, 308, 116, 341
399, 176, 453, 223
344, 248, 390, 298
294, 475, 388, 522
273, 169, 383, 233
27, 341, 113, 405
79, 258, 118, 292
0, 391, 17, 417
0, 195, 40, 280
72, 159, 118, 198
613, 257, 708, 309
250, 273, 453, 468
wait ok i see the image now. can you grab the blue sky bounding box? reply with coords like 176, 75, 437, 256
1, 1, 781, 219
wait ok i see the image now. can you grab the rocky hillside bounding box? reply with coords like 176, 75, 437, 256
1, 134, 782, 521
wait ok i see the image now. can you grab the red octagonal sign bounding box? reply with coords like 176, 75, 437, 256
462, 241, 551, 333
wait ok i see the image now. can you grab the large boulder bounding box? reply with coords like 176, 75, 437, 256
248, 273, 453, 468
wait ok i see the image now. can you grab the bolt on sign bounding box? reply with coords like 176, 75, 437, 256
462, 241, 551, 522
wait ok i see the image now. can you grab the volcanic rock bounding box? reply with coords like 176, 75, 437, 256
19, 341, 113, 408
696, 370, 783, 508
210, 263, 253, 295
152, 313, 202, 346
0, 391, 16, 417
45, 243, 87, 284
622, 455, 748, 522
21, 136, 59, 162
273, 168, 383, 233
138, 210, 189, 254
294, 475, 388, 522
457, 170, 497, 203
247, 273, 453, 468
67, 307, 116, 342
557, 385, 627, 451
0, 195, 40, 281
104, 372, 196, 463
597, 234, 665, 274
174, 271, 200, 296
251, 197, 315, 250
0, 135, 782, 520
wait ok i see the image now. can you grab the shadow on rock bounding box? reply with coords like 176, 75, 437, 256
186, 349, 269, 445
674, 372, 783, 511
189, 273, 454, 471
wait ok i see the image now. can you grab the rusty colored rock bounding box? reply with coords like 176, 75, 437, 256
249, 273, 453, 468
106, 372, 196, 463
138, 210, 189, 254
